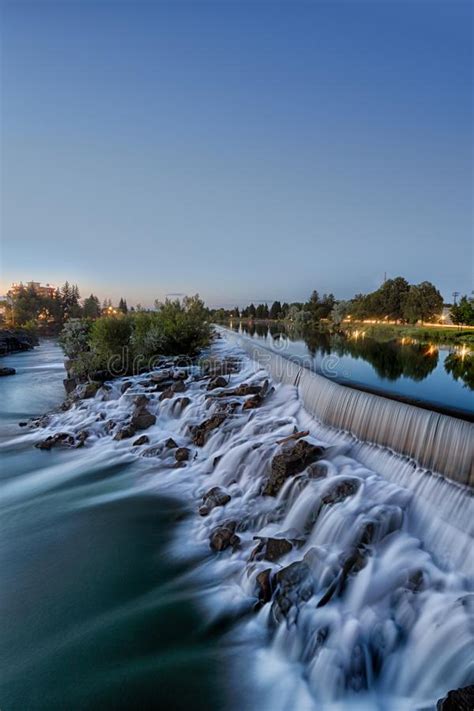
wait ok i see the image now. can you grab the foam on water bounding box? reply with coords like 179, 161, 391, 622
10, 335, 473, 711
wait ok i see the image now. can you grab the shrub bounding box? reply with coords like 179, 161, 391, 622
90, 316, 132, 369
58, 319, 92, 359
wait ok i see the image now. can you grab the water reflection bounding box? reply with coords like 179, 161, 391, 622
231, 321, 473, 391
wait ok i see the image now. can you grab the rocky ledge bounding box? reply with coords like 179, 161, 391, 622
0, 328, 38, 356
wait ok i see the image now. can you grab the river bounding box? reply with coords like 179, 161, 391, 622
0, 339, 472, 710
0, 341, 228, 711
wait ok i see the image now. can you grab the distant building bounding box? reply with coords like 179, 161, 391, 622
8, 281, 56, 299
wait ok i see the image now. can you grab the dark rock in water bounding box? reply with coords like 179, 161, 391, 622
209, 521, 240, 551
0, 366, 16, 376
131, 407, 156, 430
172, 370, 188, 381
173, 396, 191, 414
105, 419, 116, 434
216, 382, 262, 398
202, 357, 240, 377
121, 381, 132, 394
164, 437, 178, 449
63, 376, 77, 394
207, 376, 228, 390
159, 381, 186, 401
150, 370, 171, 384
114, 424, 136, 440
191, 414, 227, 446
199, 486, 231, 516
320, 478, 360, 506
19, 421, 28, 427
250, 537, 295, 562
75, 430, 89, 447
35, 432, 75, 450
242, 380, 272, 410
437, 686, 474, 710
133, 394, 149, 408
255, 569, 273, 606
263, 439, 326, 496
76, 381, 101, 399
307, 462, 328, 479
272, 561, 314, 622
133, 435, 149, 446
316, 547, 368, 608
175, 447, 190, 462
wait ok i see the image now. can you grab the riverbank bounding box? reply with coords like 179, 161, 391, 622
0, 327, 38, 356
5, 334, 473, 710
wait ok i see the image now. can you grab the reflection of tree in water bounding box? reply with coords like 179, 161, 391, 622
237, 323, 439, 382
444, 353, 474, 390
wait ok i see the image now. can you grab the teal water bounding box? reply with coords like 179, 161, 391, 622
0, 342, 228, 711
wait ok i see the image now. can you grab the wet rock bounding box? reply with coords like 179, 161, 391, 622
216, 382, 262, 397
263, 439, 326, 496
76, 381, 101, 399
89, 370, 111, 383
175, 447, 190, 462
255, 569, 273, 606
159, 382, 185, 401
250, 537, 295, 562
209, 521, 240, 551
242, 380, 272, 410
173, 396, 191, 414
316, 547, 368, 608
19, 421, 28, 427
131, 407, 156, 430
172, 370, 188, 381
133, 435, 149, 446
105, 419, 116, 434
172, 380, 186, 394
63, 376, 77, 394
199, 486, 231, 516
35, 432, 75, 450
202, 357, 240, 376
164, 437, 178, 449
133, 394, 149, 408
150, 370, 171, 384
437, 686, 474, 711
121, 381, 132, 394
114, 424, 136, 440
0, 367, 16, 376
272, 561, 314, 622
75, 430, 89, 447
191, 413, 226, 446
320, 478, 360, 506
307, 462, 328, 479
207, 376, 228, 390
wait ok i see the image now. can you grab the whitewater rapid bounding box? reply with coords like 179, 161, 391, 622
4, 335, 473, 711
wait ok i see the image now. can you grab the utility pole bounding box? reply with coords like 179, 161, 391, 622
452, 291, 460, 305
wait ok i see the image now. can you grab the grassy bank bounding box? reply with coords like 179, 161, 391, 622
341, 322, 474, 347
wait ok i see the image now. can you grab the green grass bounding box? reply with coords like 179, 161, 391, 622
342, 322, 474, 346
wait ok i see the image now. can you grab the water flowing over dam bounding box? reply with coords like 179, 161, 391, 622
1, 336, 473, 710
223, 329, 474, 488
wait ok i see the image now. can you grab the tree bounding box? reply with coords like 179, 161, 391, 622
402, 282, 443, 323
83, 294, 101, 319
118, 297, 128, 314
248, 303, 256, 319
256, 303, 269, 319
451, 295, 474, 326
270, 301, 282, 320
376, 277, 410, 321
330, 300, 350, 327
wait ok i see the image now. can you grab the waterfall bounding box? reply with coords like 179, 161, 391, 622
12, 332, 473, 710
226, 332, 474, 488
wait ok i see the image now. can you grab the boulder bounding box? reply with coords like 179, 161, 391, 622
173, 397, 191, 413
35, 432, 75, 450
175, 447, 190, 462
114, 424, 136, 440
263, 440, 326, 496
191, 414, 226, 446
272, 561, 314, 622
320, 478, 360, 506
75, 430, 89, 447
242, 380, 272, 410
63, 376, 77, 394
121, 381, 132, 394
131, 407, 156, 430
207, 376, 228, 390
133, 435, 149, 446
164, 437, 178, 449
437, 686, 474, 711
209, 521, 240, 551
255, 569, 273, 606
202, 357, 240, 376
199, 486, 231, 516
250, 537, 295, 562
0, 367, 16, 376
76, 381, 101, 399
133, 394, 149, 408
150, 370, 171, 384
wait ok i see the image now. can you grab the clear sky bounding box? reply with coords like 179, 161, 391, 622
1, 0, 472, 307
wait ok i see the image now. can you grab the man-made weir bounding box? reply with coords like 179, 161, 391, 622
222, 330, 474, 488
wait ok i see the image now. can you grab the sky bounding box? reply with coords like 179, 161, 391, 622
0, 0, 472, 307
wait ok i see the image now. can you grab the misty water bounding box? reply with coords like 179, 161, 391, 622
228, 322, 474, 417
0, 339, 472, 711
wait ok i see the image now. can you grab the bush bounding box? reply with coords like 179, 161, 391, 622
58, 319, 92, 359
90, 316, 132, 369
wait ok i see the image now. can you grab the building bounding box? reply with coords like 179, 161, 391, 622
8, 281, 56, 299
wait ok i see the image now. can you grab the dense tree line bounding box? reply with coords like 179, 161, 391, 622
211, 277, 448, 326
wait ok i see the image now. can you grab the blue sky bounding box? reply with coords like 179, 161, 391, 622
1, 0, 472, 306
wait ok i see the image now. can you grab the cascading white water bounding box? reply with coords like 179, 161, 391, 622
6, 334, 472, 711
225, 331, 474, 487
